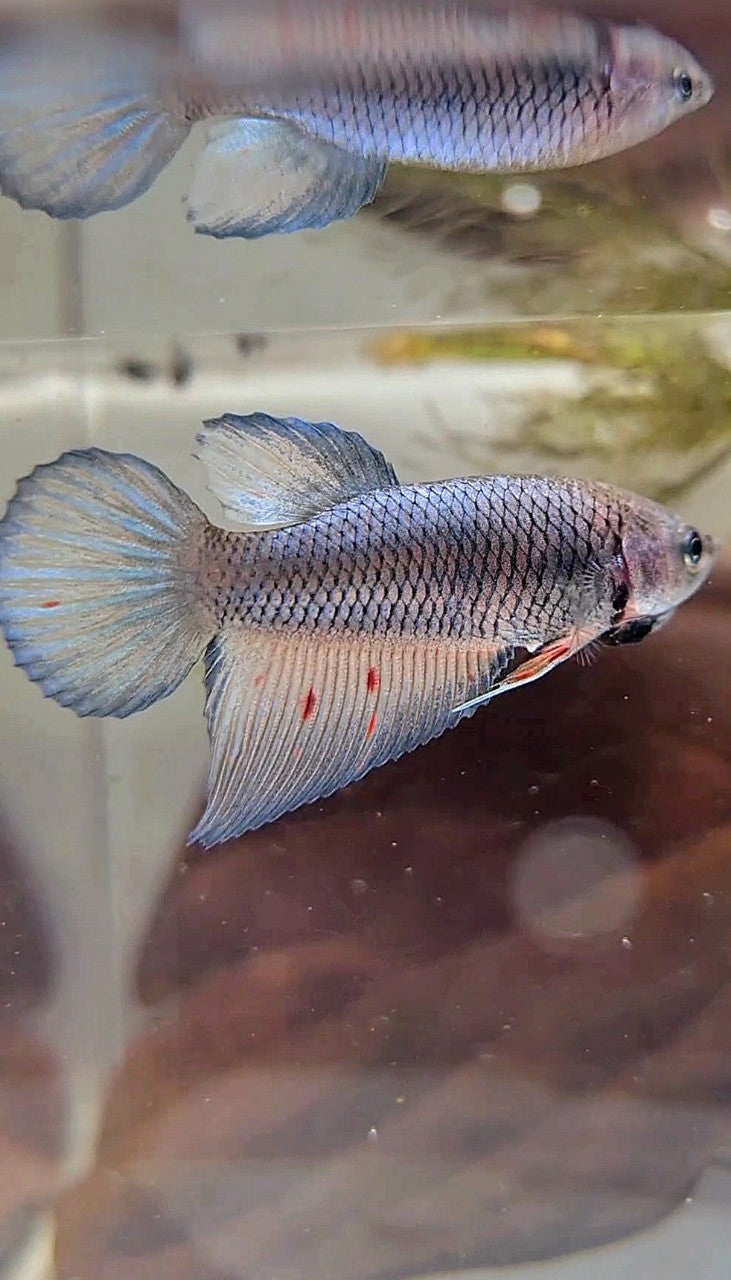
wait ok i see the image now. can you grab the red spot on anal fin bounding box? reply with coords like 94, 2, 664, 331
366, 711, 378, 738
302, 687, 318, 721
41, 600, 61, 609
366, 666, 380, 694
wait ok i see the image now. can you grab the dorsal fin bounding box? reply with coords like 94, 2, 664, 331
195, 413, 400, 529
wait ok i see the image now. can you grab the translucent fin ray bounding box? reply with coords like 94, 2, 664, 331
0, 450, 213, 717
196, 412, 399, 528
188, 629, 508, 846
0, 37, 189, 217
187, 117, 387, 239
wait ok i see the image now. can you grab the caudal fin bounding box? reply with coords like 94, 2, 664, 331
0, 40, 190, 217
0, 450, 214, 717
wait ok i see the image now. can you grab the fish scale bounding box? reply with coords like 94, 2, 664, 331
263, 59, 611, 170
197, 475, 617, 647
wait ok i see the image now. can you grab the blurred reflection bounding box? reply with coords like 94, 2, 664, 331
53, 560, 731, 1280
0, 818, 60, 1265
0, 0, 716, 239
363, 0, 731, 282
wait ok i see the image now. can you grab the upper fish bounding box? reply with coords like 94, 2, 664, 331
0, 411, 718, 845
0, 2, 714, 238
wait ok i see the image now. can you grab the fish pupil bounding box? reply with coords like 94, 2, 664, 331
673, 69, 694, 102
682, 529, 704, 567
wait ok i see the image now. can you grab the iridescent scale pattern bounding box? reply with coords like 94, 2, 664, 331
265, 59, 613, 170
199, 476, 623, 649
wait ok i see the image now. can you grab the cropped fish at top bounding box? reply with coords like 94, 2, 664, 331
0, 2, 714, 237
0, 412, 717, 845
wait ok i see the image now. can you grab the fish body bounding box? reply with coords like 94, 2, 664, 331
0, 3, 713, 237
203, 7, 706, 171
0, 412, 717, 845
201, 476, 622, 647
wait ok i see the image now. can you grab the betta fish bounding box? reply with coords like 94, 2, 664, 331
0, 412, 717, 845
0, 2, 714, 237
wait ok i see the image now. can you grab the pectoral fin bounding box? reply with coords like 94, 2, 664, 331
187, 117, 387, 239
497, 628, 599, 693
452, 627, 598, 715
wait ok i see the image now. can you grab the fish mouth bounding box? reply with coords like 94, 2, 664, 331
603, 612, 673, 646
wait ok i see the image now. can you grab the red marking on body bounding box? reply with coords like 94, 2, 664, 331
302, 687, 317, 720
253, 674, 265, 688
40, 600, 61, 609
366, 666, 380, 694
366, 711, 378, 738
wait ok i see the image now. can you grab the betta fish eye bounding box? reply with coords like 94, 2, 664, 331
672, 69, 694, 102
681, 528, 704, 570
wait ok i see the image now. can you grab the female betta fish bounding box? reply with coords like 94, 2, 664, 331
0, 2, 713, 237
0, 414, 717, 846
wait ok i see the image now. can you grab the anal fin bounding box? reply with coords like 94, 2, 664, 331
189, 630, 507, 846
186, 117, 387, 239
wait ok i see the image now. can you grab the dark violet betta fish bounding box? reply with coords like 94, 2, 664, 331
0, 1, 713, 237
0, 414, 717, 845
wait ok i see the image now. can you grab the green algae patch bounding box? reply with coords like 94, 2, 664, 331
366, 317, 731, 503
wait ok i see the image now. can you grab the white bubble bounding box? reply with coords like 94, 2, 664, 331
367, 1127, 378, 1143
708, 207, 731, 232
511, 816, 641, 948
501, 182, 543, 217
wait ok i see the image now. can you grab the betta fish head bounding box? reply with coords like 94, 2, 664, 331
616, 492, 718, 633
605, 22, 714, 152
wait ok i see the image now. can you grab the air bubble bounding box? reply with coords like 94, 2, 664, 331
501, 182, 542, 217
511, 816, 641, 948
708, 207, 731, 232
